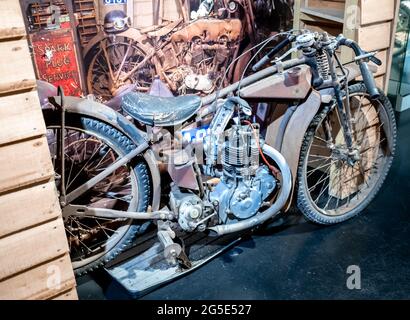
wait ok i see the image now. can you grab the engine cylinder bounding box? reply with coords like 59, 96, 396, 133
222, 125, 259, 178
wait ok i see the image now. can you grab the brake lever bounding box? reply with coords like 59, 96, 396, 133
354, 51, 382, 66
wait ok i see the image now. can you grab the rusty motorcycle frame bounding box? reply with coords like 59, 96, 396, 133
43, 30, 396, 282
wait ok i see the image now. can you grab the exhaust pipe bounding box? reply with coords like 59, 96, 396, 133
207, 144, 292, 236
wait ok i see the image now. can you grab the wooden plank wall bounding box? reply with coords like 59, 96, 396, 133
293, 0, 399, 92
131, 0, 184, 28
0, 0, 77, 300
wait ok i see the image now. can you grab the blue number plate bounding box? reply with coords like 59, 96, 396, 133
180, 125, 210, 143
104, 0, 127, 5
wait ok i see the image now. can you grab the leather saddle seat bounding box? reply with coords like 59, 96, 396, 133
121, 92, 202, 127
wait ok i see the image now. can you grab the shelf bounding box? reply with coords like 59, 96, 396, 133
300, 7, 344, 24
77, 15, 96, 20
79, 24, 97, 28
79, 30, 97, 36
294, 0, 399, 92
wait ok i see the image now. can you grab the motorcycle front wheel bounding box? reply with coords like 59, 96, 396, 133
43, 111, 152, 275
297, 83, 397, 224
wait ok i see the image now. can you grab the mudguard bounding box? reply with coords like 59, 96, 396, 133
280, 90, 322, 188
49, 95, 161, 211
264, 90, 321, 211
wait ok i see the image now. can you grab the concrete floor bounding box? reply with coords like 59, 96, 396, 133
77, 109, 410, 300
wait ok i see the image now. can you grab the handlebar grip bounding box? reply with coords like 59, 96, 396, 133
252, 55, 271, 72
369, 55, 382, 66
359, 61, 380, 100
339, 37, 380, 99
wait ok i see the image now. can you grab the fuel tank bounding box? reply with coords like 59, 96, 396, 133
239, 65, 312, 100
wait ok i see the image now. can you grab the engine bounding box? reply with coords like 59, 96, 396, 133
171, 98, 277, 232
209, 125, 277, 222
166, 18, 242, 94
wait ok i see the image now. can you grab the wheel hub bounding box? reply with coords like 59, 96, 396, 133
331, 145, 361, 166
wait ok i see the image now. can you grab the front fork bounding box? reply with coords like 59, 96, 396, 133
334, 84, 355, 149
326, 50, 357, 155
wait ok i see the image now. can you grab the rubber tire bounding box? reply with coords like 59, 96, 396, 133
296, 83, 397, 225
84, 39, 154, 100
44, 111, 151, 275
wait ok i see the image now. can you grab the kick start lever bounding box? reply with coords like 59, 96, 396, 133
157, 221, 182, 265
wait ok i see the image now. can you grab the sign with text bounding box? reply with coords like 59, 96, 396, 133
30, 29, 82, 96
104, 0, 127, 5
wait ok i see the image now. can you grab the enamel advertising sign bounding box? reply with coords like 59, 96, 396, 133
30, 28, 83, 96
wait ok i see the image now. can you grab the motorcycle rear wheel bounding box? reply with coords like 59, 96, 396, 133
44, 111, 151, 275
297, 83, 396, 224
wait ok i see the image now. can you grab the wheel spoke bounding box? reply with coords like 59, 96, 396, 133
311, 143, 329, 149
66, 141, 104, 190
360, 137, 386, 154
309, 161, 333, 192
306, 161, 332, 178
87, 39, 155, 100
307, 155, 332, 165
314, 135, 328, 144
301, 89, 392, 218
65, 227, 93, 253
115, 40, 132, 83
47, 124, 139, 269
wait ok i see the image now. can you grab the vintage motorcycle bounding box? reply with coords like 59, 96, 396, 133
43, 29, 396, 279
83, 0, 293, 101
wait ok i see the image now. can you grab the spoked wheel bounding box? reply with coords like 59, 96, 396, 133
44, 111, 151, 275
297, 83, 397, 224
86, 35, 155, 101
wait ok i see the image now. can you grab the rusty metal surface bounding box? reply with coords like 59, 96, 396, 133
84, 16, 242, 99
83, 0, 294, 101
167, 159, 200, 191
239, 65, 312, 100
279, 90, 322, 211
170, 18, 242, 42
48, 95, 162, 211
280, 90, 322, 186
30, 29, 83, 96
262, 89, 322, 211
82, 28, 148, 58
